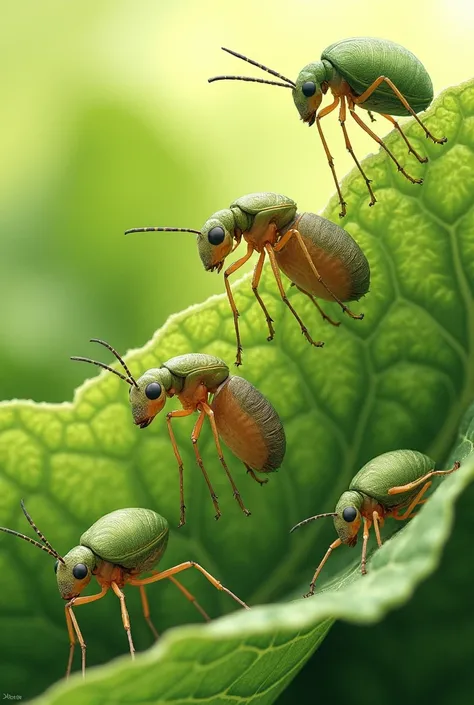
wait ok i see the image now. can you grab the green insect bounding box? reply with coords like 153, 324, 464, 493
208, 38, 447, 217
72, 339, 286, 526
290, 450, 460, 596
125, 192, 370, 366
0, 502, 248, 678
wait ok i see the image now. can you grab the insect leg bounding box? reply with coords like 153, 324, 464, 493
264, 243, 325, 346
372, 511, 383, 547
367, 110, 377, 123
392, 481, 432, 520
65, 586, 108, 678
352, 76, 447, 144
360, 517, 372, 575
339, 96, 377, 207
129, 561, 250, 610
166, 407, 195, 527
388, 460, 460, 495
223, 243, 255, 366
293, 284, 340, 327
348, 101, 423, 185
200, 401, 251, 516
191, 409, 221, 520
304, 538, 342, 597
273, 231, 364, 320
245, 462, 268, 485
64, 606, 76, 679
168, 575, 211, 622
379, 113, 428, 163
138, 585, 159, 639
315, 97, 346, 217
111, 582, 136, 660
252, 249, 275, 341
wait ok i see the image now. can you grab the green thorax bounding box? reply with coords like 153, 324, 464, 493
322, 37, 433, 115
349, 450, 434, 508
163, 353, 229, 393
230, 193, 297, 234
80, 508, 169, 573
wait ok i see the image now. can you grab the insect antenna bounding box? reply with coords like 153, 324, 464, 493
290, 512, 338, 533
89, 339, 138, 388
208, 47, 296, 88
125, 227, 201, 235
71, 340, 138, 388
0, 502, 65, 564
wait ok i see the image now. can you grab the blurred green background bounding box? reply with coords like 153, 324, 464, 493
1, 1, 474, 702
2, 0, 473, 404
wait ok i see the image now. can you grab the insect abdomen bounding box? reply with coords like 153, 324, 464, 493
349, 450, 434, 507
274, 212, 370, 302
80, 508, 169, 572
322, 37, 433, 115
211, 376, 286, 473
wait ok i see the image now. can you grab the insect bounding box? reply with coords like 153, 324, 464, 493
0, 502, 249, 678
72, 339, 286, 526
125, 192, 370, 366
290, 450, 460, 596
208, 38, 447, 217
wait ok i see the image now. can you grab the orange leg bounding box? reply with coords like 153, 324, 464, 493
348, 101, 423, 185
388, 461, 460, 495
292, 284, 340, 327
264, 243, 325, 347
339, 96, 377, 207
274, 230, 363, 319
223, 243, 255, 366
251, 249, 275, 341
304, 538, 342, 597
245, 462, 268, 486
200, 401, 251, 516
315, 97, 346, 217
111, 581, 135, 660
352, 76, 447, 144
128, 561, 250, 610
65, 586, 108, 679
360, 517, 372, 575
168, 575, 211, 622
139, 585, 159, 640
393, 481, 432, 521
372, 511, 383, 548
166, 407, 195, 527
379, 113, 428, 163
191, 409, 221, 520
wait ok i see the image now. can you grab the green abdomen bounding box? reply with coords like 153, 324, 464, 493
80, 508, 169, 573
350, 450, 434, 507
322, 37, 433, 115
211, 376, 286, 473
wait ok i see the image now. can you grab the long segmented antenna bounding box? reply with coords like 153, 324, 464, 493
290, 512, 338, 533
208, 75, 294, 88
125, 227, 201, 235
70, 356, 133, 385
209, 47, 296, 88
89, 339, 138, 388
0, 502, 65, 564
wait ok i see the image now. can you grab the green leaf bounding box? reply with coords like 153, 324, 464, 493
0, 79, 473, 703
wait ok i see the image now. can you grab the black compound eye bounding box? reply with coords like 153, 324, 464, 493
145, 382, 162, 400
342, 506, 357, 523
207, 226, 225, 245
54, 560, 59, 574
302, 81, 316, 97
72, 563, 88, 580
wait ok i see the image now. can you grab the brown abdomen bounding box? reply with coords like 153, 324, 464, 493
274, 212, 370, 302
211, 376, 286, 473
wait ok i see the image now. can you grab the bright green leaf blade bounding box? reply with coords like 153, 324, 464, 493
0, 79, 472, 702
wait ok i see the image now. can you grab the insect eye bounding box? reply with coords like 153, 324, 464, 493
54, 560, 59, 574
208, 226, 225, 245
145, 382, 162, 400
302, 81, 316, 97
342, 506, 357, 523
72, 563, 88, 580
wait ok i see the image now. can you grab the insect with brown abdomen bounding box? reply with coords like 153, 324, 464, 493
72, 339, 286, 526
126, 192, 370, 366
